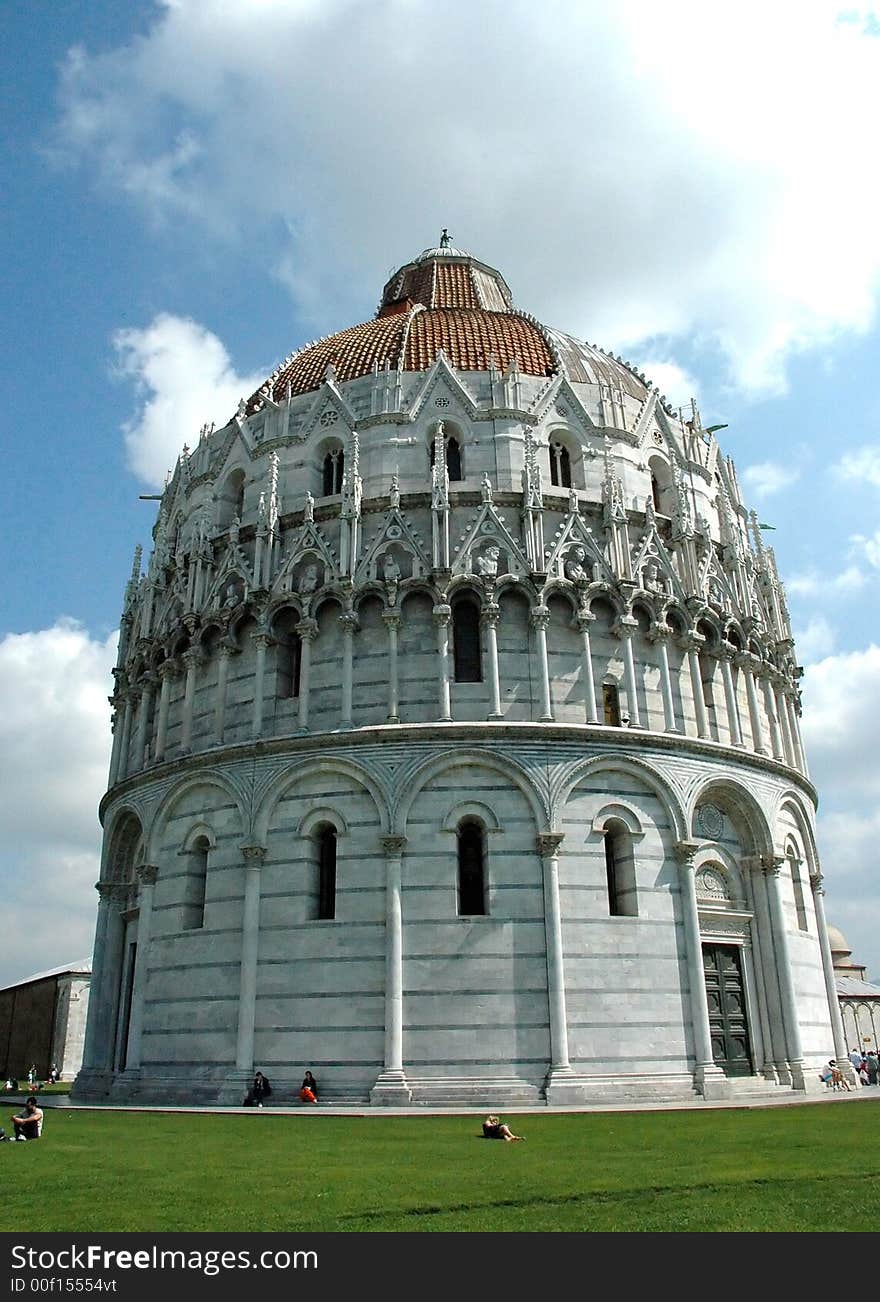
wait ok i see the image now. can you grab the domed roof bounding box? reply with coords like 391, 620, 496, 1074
827, 924, 851, 955
247, 238, 651, 411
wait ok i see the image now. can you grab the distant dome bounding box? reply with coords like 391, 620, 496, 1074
246, 240, 651, 411
827, 925, 851, 955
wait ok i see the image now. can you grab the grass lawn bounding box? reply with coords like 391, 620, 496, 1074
1, 1100, 877, 1233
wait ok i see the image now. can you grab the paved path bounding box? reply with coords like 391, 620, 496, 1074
30, 1088, 880, 1118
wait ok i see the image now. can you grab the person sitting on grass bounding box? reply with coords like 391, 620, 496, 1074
482, 1114, 524, 1141
11, 1097, 43, 1141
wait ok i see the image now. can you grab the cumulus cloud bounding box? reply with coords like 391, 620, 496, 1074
742, 461, 800, 498
631, 359, 699, 411
55, 1, 880, 394
850, 529, 880, 569
0, 622, 117, 988
113, 314, 265, 486
792, 616, 835, 665
834, 444, 880, 489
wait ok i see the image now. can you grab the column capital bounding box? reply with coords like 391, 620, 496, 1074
158, 658, 181, 681
96, 880, 124, 901
574, 608, 595, 631
251, 632, 274, 651
674, 839, 700, 868
811, 872, 825, 895
135, 863, 159, 887
761, 853, 785, 876
647, 621, 672, 644
241, 843, 266, 865
382, 610, 402, 631
613, 615, 638, 639
480, 603, 500, 629
381, 835, 408, 856
678, 631, 705, 653
432, 603, 451, 626
295, 618, 318, 641
536, 833, 564, 858
530, 605, 551, 632
182, 646, 205, 669
339, 611, 359, 635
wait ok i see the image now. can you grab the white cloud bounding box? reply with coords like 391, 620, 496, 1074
631, 359, 699, 411
0, 622, 117, 989
742, 461, 800, 498
113, 314, 265, 486
834, 444, 880, 489
850, 529, 880, 569
792, 616, 835, 665
801, 643, 880, 981
786, 565, 867, 599
55, 1, 880, 394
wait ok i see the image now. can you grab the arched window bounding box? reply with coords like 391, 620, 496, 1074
457, 821, 486, 916
272, 609, 302, 699
603, 820, 638, 917
322, 448, 344, 496
788, 848, 808, 931
452, 597, 482, 682
184, 838, 209, 930
218, 469, 246, 529
430, 432, 463, 481
602, 683, 621, 726
317, 826, 336, 920
550, 441, 572, 488
648, 455, 674, 516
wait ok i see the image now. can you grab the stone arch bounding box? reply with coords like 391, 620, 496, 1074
441, 800, 503, 834
254, 756, 389, 845
297, 805, 350, 838
545, 426, 584, 490
773, 792, 820, 876
648, 452, 675, 515
102, 808, 144, 883
147, 772, 247, 863
591, 800, 645, 839
428, 418, 464, 481
689, 777, 773, 859
396, 748, 547, 837
316, 435, 345, 497
552, 755, 688, 841
181, 822, 218, 853
217, 467, 246, 529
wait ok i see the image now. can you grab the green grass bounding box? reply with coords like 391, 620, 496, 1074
1, 1101, 877, 1232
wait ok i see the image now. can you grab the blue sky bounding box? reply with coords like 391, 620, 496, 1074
1, 0, 878, 989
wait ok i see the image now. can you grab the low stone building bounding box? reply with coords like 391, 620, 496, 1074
830, 926, 879, 1053
1, 960, 91, 1082
75, 238, 850, 1107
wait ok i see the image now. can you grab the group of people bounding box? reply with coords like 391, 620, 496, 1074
243, 1070, 319, 1107
849, 1047, 879, 1086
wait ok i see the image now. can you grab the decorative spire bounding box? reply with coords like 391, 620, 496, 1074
431, 421, 449, 511
440, 227, 452, 248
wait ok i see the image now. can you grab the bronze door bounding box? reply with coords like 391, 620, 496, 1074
703, 944, 752, 1076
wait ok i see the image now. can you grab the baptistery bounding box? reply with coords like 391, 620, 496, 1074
75, 237, 850, 1106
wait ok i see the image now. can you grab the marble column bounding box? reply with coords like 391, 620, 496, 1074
675, 842, 728, 1096
537, 834, 572, 1090
811, 873, 852, 1074
181, 648, 203, 752
251, 634, 271, 739
371, 835, 412, 1104
482, 603, 503, 719
763, 855, 810, 1090
739, 654, 766, 755
745, 857, 792, 1083
575, 610, 600, 724
433, 603, 452, 721
683, 636, 709, 740
79, 882, 125, 1080
760, 672, 784, 761
117, 691, 135, 782
615, 617, 641, 727
295, 619, 317, 731
154, 661, 177, 762
107, 701, 124, 788
775, 682, 795, 767
134, 674, 155, 769
650, 623, 678, 733
340, 610, 359, 727
741, 859, 779, 1082
234, 845, 265, 1073
785, 692, 808, 775
718, 646, 744, 747
383, 610, 402, 723
531, 605, 554, 722
213, 644, 234, 745
123, 864, 159, 1073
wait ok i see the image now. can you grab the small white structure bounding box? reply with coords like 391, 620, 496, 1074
75, 239, 848, 1107
829, 926, 879, 1053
